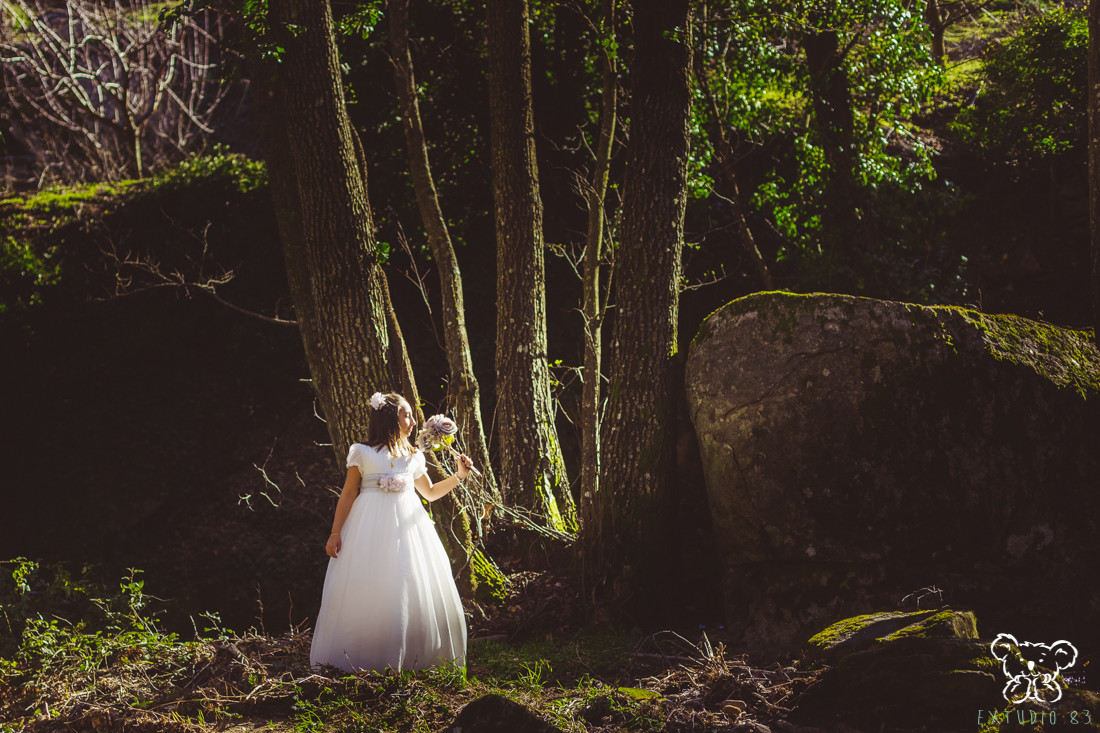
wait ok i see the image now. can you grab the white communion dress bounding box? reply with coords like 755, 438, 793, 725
309, 444, 467, 672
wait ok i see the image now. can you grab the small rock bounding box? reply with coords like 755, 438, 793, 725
722, 699, 747, 716
442, 694, 564, 733
581, 694, 612, 724
733, 723, 771, 733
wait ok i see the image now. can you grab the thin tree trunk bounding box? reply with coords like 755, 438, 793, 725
693, 3, 773, 289
589, 0, 692, 616
388, 0, 502, 518
726, 175, 773, 288
1091, 0, 1100, 345
486, 0, 576, 531
579, 0, 616, 580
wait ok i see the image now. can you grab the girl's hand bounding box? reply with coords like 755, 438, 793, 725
457, 454, 473, 480
326, 533, 342, 558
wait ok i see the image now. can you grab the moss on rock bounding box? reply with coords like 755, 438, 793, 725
807, 609, 978, 663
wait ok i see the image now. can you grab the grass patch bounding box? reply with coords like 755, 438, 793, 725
469, 627, 635, 687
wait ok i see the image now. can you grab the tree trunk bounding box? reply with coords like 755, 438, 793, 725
256, 0, 417, 463
588, 0, 692, 616
926, 0, 946, 66
803, 28, 861, 260
579, 0, 616, 577
388, 0, 502, 523
486, 0, 575, 531
1091, 0, 1100, 345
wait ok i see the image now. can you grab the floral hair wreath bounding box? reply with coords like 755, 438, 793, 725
369, 392, 386, 410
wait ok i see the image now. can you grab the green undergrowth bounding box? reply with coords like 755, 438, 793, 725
0, 147, 265, 234
0, 559, 684, 733
0, 147, 268, 314
0, 559, 824, 731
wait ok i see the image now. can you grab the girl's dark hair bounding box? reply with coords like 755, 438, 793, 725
364, 392, 416, 454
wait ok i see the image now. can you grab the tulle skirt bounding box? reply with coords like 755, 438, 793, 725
309, 488, 466, 672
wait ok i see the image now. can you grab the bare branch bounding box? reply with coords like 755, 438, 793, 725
96, 228, 298, 327
0, 0, 238, 183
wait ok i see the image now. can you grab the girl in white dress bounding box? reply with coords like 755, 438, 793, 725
309, 392, 471, 673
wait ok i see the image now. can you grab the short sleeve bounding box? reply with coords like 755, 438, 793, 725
346, 444, 363, 471
412, 450, 427, 480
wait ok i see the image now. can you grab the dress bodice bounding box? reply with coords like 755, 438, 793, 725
346, 443, 426, 494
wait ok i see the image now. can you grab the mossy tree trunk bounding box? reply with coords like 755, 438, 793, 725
388, 0, 502, 516
486, 0, 575, 531
587, 0, 692, 616
1090, 0, 1100, 345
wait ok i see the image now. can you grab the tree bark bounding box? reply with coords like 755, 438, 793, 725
388, 0, 502, 520
486, 0, 575, 531
256, 0, 417, 463
926, 0, 947, 66
803, 27, 861, 261
588, 0, 692, 615
1091, 0, 1100, 345
579, 0, 616, 573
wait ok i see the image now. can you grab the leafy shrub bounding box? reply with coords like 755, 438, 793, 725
952, 6, 1087, 164
139, 145, 268, 196
0, 559, 119, 660
0, 236, 59, 313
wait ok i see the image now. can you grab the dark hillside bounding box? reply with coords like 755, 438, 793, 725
0, 158, 339, 630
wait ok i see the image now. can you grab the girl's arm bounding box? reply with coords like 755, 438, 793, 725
415, 454, 472, 502
325, 466, 361, 558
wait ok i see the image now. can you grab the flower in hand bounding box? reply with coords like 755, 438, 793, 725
416, 414, 458, 452
416, 414, 482, 477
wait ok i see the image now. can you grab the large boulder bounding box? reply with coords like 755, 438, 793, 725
684, 292, 1100, 655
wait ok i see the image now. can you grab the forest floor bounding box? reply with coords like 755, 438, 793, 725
0, 556, 828, 733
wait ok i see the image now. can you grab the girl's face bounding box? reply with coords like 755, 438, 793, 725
397, 400, 415, 439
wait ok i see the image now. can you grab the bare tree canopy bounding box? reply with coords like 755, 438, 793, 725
0, 0, 236, 184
